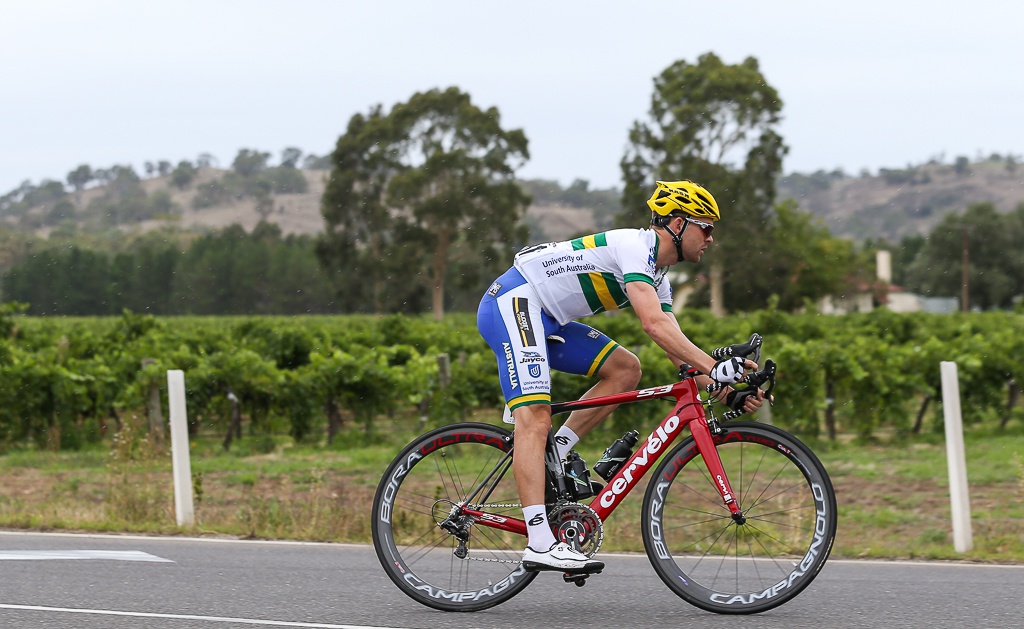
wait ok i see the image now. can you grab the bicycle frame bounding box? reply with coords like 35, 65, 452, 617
458, 376, 743, 536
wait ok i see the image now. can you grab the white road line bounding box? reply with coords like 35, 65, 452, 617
0, 529, 366, 549
0, 604, 408, 629
0, 550, 173, 562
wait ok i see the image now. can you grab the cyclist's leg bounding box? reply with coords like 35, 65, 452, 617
508, 404, 551, 507
548, 322, 641, 439
477, 273, 602, 571
478, 274, 557, 543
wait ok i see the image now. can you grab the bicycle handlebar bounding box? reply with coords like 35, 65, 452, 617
710, 333, 762, 364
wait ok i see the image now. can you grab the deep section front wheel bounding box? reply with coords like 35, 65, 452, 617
641, 422, 837, 614
372, 422, 536, 612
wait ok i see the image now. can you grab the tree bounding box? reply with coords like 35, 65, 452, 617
232, 149, 270, 177
319, 87, 530, 318
318, 105, 413, 314
904, 202, 1024, 309
280, 147, 303, 169
172, 222, 334, 314
196, 153, 217, 168
84, 165, 148, 225
762, 200, 858, 310
954, 156, 971, 176
302, 154, 331, 170
618, 52, 787, 312
44, 199, 76, 227
66, 164, 93, 192
170, 160, 198, 189
3, 247, 113, 315
254, 186, 274, 221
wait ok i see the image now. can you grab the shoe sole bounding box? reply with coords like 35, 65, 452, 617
522, 560, 605, 575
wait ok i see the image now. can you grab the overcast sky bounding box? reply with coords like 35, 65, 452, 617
3, 1, 1023, 195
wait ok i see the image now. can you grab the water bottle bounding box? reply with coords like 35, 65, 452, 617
593, 430, 640, 481
563, 451, 595, 499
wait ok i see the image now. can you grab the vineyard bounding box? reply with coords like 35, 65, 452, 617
1, 306, 1022, 452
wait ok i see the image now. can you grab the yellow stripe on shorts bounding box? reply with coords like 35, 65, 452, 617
586, 341, 618, 377
508, 393, 551, 411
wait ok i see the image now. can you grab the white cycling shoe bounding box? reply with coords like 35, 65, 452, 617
522, 542, 604, 573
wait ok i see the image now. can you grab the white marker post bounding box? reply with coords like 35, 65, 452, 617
940, 361, 972, 552
166, 370, 195, 527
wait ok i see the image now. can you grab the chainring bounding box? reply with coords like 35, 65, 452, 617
549, 502, 603, 557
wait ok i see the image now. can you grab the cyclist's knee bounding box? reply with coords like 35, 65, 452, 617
601, 348, 642, 389
511, 405, 552, 435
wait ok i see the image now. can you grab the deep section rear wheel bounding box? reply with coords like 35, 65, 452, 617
642, 422, 836, 614
372, 422, 536, 612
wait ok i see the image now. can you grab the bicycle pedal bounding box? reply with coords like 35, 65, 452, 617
563, 573, 591, 587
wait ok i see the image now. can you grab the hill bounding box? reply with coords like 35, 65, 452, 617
4, 155, 1023, 245
777, 157, 1024, 241
2, 168, 604, 244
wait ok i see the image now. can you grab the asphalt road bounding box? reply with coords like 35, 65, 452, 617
0, 531, 1021, 629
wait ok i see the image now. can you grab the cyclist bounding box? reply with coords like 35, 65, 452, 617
476, 180, 767, 572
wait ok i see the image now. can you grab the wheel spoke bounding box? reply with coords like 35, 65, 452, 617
642, 423, 836, 614
373, 424, 535, 612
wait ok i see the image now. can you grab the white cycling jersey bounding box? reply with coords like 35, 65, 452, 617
513, 228, 673, 325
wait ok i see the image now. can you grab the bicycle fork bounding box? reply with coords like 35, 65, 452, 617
689, 417, 746, 524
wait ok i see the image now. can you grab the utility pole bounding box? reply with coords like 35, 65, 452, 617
961, 228, 969, 313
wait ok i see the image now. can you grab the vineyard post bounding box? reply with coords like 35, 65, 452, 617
167, 369, 195, 527
142, 358, 164, 448
437, 353, 450, 390
940, 361, 973, 552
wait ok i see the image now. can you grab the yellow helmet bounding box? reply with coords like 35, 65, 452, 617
647, 180, 720, 224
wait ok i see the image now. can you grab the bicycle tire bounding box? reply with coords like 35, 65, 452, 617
641, 421, 836, 614
372, 422, 537, 612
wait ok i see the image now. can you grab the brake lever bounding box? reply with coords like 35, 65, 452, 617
742, 359, 776, 406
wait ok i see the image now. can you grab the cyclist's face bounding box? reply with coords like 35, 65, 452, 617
678, 216, 715, 263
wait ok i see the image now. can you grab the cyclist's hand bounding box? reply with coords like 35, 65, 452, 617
725, 387, 770, 413
709, 357, 752, 384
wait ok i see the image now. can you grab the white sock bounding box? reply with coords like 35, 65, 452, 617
523, 504, 557, 551
553, 426, 579, 460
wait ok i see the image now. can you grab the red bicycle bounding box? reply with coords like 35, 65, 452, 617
372, 334, 836, 614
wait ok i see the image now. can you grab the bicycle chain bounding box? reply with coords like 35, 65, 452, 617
465, 554, 520, 564
455, 502, 603, 564
441, 502, 524, 564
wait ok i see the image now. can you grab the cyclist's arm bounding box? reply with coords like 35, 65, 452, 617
627, 281, 765, 411
662, 313, 766, 411
625, 280, 716, 375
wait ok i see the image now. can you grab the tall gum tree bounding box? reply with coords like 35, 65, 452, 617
618, 52, 786, 313
318, 105, 406, 313
319, 88, 530, 317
